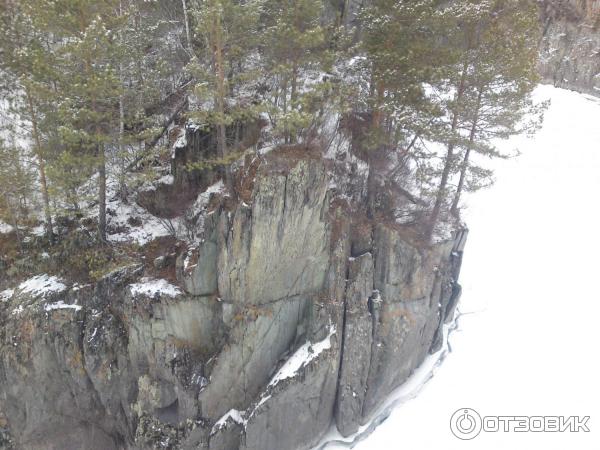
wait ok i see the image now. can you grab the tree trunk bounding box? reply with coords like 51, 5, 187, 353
341, 0, 351, 25
98, 144, 107, 242
213, 3, 226, 160
118, 92, 126, 198
365, 78, 386, 218
371, 79, 385, 130
118, 0, 127, 199
451, 86, 484, 216
289, 60, 299, 143
425, 60, 469, 242
211, 0, 233, 193
24, 87, 53, 243
282, 74, 289, 144
6, 200, 23, 254
182, 0, 193, 54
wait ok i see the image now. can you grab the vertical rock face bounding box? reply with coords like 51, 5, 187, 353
0, 149, 466, 450
539, 0, 600, 96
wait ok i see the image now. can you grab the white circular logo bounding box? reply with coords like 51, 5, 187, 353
450, 408, 482, 440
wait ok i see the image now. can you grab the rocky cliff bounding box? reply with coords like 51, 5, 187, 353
0, 133, 465, 450
539, 0, 600, 95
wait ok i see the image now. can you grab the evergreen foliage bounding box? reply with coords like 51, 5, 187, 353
0, 0, 545, 252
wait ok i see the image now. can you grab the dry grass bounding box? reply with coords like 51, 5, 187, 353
261, 143, 323, 175
141, 235, 181, 283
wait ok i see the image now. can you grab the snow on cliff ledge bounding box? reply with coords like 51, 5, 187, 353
17, 275, 67, 298
269, 324, 337, 388
129, 277, 182, 298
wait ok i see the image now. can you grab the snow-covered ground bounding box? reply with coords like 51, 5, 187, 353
318, 85, 600, 449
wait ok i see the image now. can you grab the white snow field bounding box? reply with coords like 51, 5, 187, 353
318, 85, 600, 449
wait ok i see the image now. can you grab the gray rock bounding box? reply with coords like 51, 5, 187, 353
539, 12, 600, 96
0, 155, 466, 450
335, 254, 374, 436
178, 213, 220, 297
217, 159, 330, 306
240, 311, 341, 450
154, 255, 168, 270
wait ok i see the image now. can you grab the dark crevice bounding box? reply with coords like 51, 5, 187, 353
78, 311, 131, 447
332, 255, 352, 427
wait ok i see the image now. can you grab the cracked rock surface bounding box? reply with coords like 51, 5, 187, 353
0, 151, 466, 450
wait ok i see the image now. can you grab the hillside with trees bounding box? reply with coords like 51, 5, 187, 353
0, 2, 545, 449
0, 0, 543, 282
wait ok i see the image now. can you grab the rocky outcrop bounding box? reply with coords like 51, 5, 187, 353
0, 147, 466, 450
539, 0, 600, 95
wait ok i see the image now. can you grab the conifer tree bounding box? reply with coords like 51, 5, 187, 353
36, 0, 125, 241
425, 0, 544, 240
0, 1, 58, 242
0, 131, 35, 251
449, 0, 544, 214
425, 0, 490, 240
113, 0, 186, 195
2, 0, 194, 239
262, 0, 330, 144
189, 0, 264, 189
353, 0, 453, 217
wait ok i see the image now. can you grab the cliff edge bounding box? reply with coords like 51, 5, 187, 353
0, 137, 466, 450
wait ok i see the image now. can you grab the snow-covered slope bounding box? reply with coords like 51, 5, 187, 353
319, 85, 600, 449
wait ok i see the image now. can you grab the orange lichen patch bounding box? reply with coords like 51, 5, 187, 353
18, 318, 36, 346
67, 350, 87, 376
9, 318, 36, 361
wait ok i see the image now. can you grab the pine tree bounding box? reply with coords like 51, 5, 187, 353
261, 0, 330, 144
113, 0, 187, 196
0, 1, 58, 242
425, 0, 490, 240
34, 0, 125, 241
0, 131, 35, 252
2, 0, 193, 239
352, 0, 454, 217
188, 0, 264, 190
425, 0, 544, 240
449, 0, 545, 214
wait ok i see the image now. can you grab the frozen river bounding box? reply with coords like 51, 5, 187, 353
318, 85, 600, 450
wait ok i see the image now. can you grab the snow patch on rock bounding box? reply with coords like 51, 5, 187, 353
0, 289, 14, 302
129, 277, 182, 298
44, 301, 82, 312
211, 408, 246, 435
268, 324, 336, 388
107, 197, 172, 246
18, 275, 67, 298
0, 221, 13, 234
